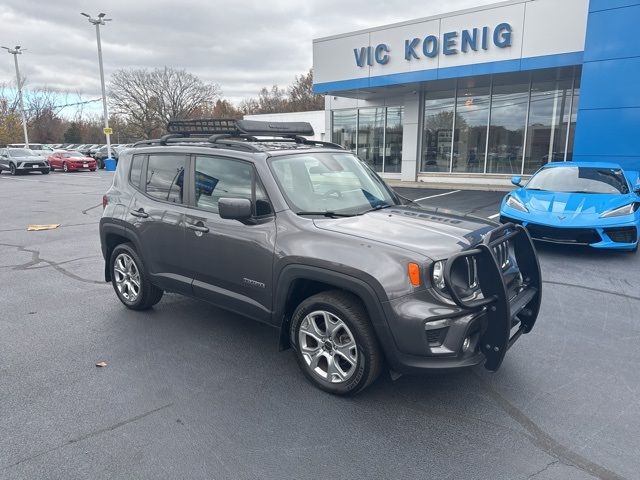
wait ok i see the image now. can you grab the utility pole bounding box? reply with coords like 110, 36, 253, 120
81, 12, 113, 159
1, 45, 29, 147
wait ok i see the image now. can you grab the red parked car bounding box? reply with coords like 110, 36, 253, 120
48, 151, 97, 172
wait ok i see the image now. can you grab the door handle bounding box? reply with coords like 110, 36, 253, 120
130, 208, 149, 218
186, 222, 209, 234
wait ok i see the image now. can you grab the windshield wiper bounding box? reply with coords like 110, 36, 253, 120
359, 204, 393, 215
296, 211, 355, 218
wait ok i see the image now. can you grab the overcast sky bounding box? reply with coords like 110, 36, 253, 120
0, 0, 496, 105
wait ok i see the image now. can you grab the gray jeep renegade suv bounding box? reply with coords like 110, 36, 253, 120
99, 119, 541, 395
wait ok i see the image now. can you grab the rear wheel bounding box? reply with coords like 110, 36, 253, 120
109, 243, 163, 310
290, 290, 382, 395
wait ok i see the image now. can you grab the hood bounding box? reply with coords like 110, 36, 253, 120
313, 206, 495, 260
12, 155, 46, 161
516, 189, 634, 216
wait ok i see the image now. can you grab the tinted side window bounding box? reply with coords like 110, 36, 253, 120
145, 154, 186, 204
130, 154, 144, 189
255, 178, 272, 217
194, 156, 253, 213
193, 156, 272, 216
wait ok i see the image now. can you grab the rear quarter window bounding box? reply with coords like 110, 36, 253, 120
129, 154, 144, 189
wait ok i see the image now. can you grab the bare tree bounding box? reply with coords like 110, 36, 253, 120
288, 69, 324, 112
108, 67, 221, 139
241, 69, 325, 115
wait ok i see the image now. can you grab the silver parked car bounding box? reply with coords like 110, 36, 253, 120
0, 148, 50, 175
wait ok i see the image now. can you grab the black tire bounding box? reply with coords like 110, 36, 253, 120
10, 163, 17, 176
98, 159, 104, 169
49, 166, 55, 172
62, 162, 69, 172
109, 242, 163, 310
290, 290, 383, 396
42, 169, 50, 175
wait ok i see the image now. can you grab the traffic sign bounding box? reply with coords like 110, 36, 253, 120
103, 127, 113, 135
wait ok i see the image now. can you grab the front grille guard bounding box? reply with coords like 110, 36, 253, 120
442, 223, 542, 371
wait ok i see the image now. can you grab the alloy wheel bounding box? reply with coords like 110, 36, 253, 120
298, 310, 359, 384
113, 252, 141, 302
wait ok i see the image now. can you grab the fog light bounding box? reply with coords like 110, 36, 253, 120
462, 336, 471, 352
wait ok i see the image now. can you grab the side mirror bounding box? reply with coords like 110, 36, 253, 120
219, 197, 252, 221
634, 185, 640, 195
511, 176, 522, 187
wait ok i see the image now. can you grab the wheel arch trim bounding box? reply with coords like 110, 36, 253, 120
273, 264, 397, 354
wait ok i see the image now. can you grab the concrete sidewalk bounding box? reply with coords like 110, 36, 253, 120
386, 177, 516, 192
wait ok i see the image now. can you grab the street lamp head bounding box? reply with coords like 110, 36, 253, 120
81, 12, 111, 25
1, 45, 23, 55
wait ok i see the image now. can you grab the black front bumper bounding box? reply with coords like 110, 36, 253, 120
380, 223, 542, 374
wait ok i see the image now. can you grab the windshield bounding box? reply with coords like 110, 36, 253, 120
527, 166, 629, 194
8, 148, 39, 157
270, 152, 398, 214
65, 151, 85, 158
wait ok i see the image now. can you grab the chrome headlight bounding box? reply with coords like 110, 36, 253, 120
506, 195, 528, 213
431, 260, 446, 290
600, 203, 638, 218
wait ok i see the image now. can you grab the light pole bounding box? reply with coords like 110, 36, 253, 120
1, 45, 29, 147
81, 12, 113, 160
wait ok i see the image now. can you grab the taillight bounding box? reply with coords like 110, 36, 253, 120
102, 194, 108, 210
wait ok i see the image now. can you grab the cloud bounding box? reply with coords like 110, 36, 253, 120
0, 0, 495, 103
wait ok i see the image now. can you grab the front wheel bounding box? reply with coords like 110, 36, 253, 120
10, 163, 17, 175
62, 162, 69, 172
109, 243, 163, 310
290, 290, 383, 395
42, 169, 50, 175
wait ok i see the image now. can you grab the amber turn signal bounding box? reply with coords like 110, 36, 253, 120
408, 262, 421, 287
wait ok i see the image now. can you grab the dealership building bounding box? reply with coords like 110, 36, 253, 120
312, 0, 640, 186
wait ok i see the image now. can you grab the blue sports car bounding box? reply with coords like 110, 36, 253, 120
500, 162, 640, 251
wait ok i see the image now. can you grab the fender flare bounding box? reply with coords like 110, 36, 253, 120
100, 220, 144, 282
273, 264, 394, 352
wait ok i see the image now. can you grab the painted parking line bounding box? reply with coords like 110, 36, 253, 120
414, 190, 461, 202
488, 213, 501, 219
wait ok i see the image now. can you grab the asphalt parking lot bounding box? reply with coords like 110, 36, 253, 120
1, 171, 639, 480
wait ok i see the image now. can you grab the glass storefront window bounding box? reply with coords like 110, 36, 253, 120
452, 79, 491, 173
421, 88, 455, 172
357, 108, 385, 172
524, 69, 574, 174
384, 107, 403, 173
486, 75, 529, 174
566, 85, 579, 161
331, 110, 357, 152
331, 107, 403, 174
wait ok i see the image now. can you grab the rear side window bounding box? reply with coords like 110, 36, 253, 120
130, 154, 144, 189
145, 154, 186, 204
